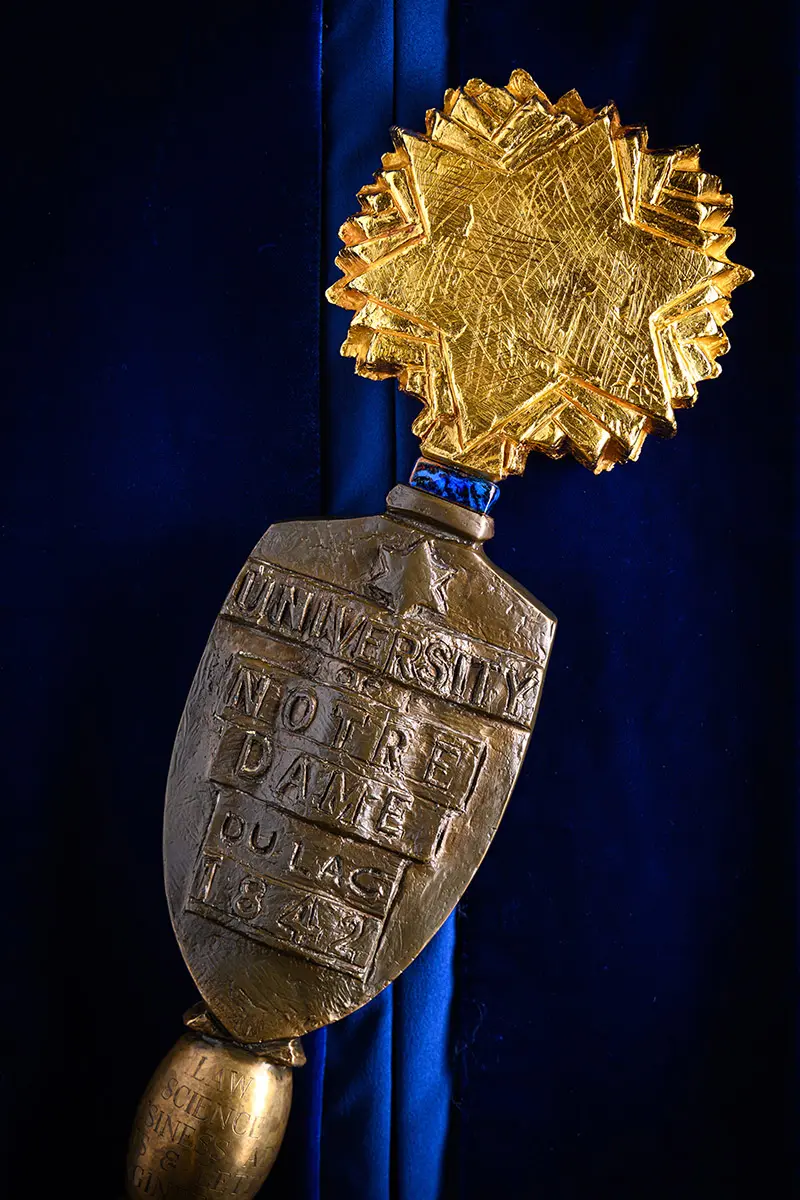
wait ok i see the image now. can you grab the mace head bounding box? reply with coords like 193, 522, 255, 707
327, 70, 752, 480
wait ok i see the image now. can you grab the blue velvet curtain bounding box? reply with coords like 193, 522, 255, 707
312, 5, 453, 1199
3, 2, 794, 1197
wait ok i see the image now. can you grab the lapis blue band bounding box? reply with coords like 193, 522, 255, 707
409, 458, 500, 514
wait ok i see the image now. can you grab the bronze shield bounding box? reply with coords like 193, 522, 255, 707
164, 487, 555, 1043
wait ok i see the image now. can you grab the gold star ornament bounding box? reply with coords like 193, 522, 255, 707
370, 540, 457, 616
327, 70, 752, 479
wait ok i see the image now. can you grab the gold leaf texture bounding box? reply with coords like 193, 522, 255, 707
327, 70, 752, 479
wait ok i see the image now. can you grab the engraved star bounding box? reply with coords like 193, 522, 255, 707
370, 540, 457, 616
328, 71, 751, 477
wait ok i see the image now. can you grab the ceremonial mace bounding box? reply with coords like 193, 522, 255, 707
126, 70, 750, 1197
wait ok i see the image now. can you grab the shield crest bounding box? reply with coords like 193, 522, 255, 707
165, 488, 555, 1042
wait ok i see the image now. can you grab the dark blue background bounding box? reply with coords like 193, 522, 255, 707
2, 1, 794, 1196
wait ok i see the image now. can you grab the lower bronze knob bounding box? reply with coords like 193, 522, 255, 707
126, 1031, 293, 1198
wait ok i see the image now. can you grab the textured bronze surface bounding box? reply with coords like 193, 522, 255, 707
327, 69, 752, 477
387, 482, 494, 542
165, 488, 555, 1042
126, 1032, 292, 1198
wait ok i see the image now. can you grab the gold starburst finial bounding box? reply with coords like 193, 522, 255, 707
326, 70, 752, 479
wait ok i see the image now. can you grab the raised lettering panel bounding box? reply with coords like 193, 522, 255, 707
211, 727, 449, 864
187, 853, 382, 976
219, 653, 485, 811
202, 789, 406, 918
223, 559, 544, 728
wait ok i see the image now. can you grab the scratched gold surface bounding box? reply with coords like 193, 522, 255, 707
327, 70, 752, 478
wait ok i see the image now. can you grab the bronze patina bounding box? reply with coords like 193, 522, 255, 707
126, 71, 750, 1199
